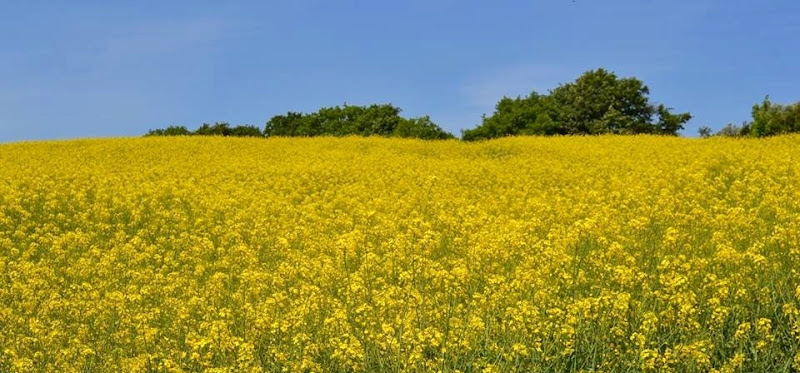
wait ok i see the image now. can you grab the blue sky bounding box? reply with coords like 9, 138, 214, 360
1, 0, 798, 141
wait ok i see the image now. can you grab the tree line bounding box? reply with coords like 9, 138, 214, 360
146, 68, 798, 140
698, 97, 800, 138
147, 104, 453, 140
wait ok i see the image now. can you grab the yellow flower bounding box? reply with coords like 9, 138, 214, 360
1, 136, 799, 371
734, 322, 751, 341
629, 332, 646, 348
639, 349, 658, 370
794, 352, 800, 371
511, 343, 529, 357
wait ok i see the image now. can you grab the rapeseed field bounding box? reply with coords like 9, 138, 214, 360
1, 136, 799, 372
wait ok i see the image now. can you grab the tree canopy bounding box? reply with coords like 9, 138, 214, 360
462, 68, 692, 140
748, 97, 800, 137
264, 104, 454, 139
147, 104, 454, 140
698, 97, 800, 138
145, 69, 800, 141
146, 123, 262, 137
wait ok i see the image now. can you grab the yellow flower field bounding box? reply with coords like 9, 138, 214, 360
1, 136, 800, 372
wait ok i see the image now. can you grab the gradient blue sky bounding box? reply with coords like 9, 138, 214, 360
1, 0, 798, 142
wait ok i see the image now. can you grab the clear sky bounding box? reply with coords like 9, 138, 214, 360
1, 0, 798, 142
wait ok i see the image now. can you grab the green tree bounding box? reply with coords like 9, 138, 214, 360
462, 93, 557, 140
194, 122, 233, 136
748, 96, 800, 137
393, 116, 454, 139
655, 105, 693, 135
712, 123, 750, 137
549, 68, 655, 134
264, 104, 454, 139
145, 125, 191, 136
462, 68, 692, 140
230, 125, 264, 137
698, 126, 712, 138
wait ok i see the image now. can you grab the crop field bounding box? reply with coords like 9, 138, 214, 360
1, 136, 800, 372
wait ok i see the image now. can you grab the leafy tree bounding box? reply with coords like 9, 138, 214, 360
264, 112, 313, 137
147, 123, 264, 138
462, 94, 558, 140
549, 68, 655, 134
230, 125, 264, 137
393, 116, 454, 140
749, 96, 800, 137
715, 123, 749, 137
698, 126, 712, 138
703, 97, 799, 138
194, 122, 233, 136
264, 104, 454, 139
655, 105, 693, 135
462, 68, 692, 140
523, 112, 558, 136
321, 104, 401, 136
146, 125, 191, 136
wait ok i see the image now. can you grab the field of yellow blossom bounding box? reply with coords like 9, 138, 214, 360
2, 135, 800, 372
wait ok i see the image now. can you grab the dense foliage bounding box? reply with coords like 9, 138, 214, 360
700, 97, 800, 138
462, 69, 692, 140
3, 136, 800, 372
749, 97, 800, 137
144, 125, 192, 136
147, 105, 454, 140
146, 123, 263, 137
264, 104, 454, 139
144, 69, 800, 140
